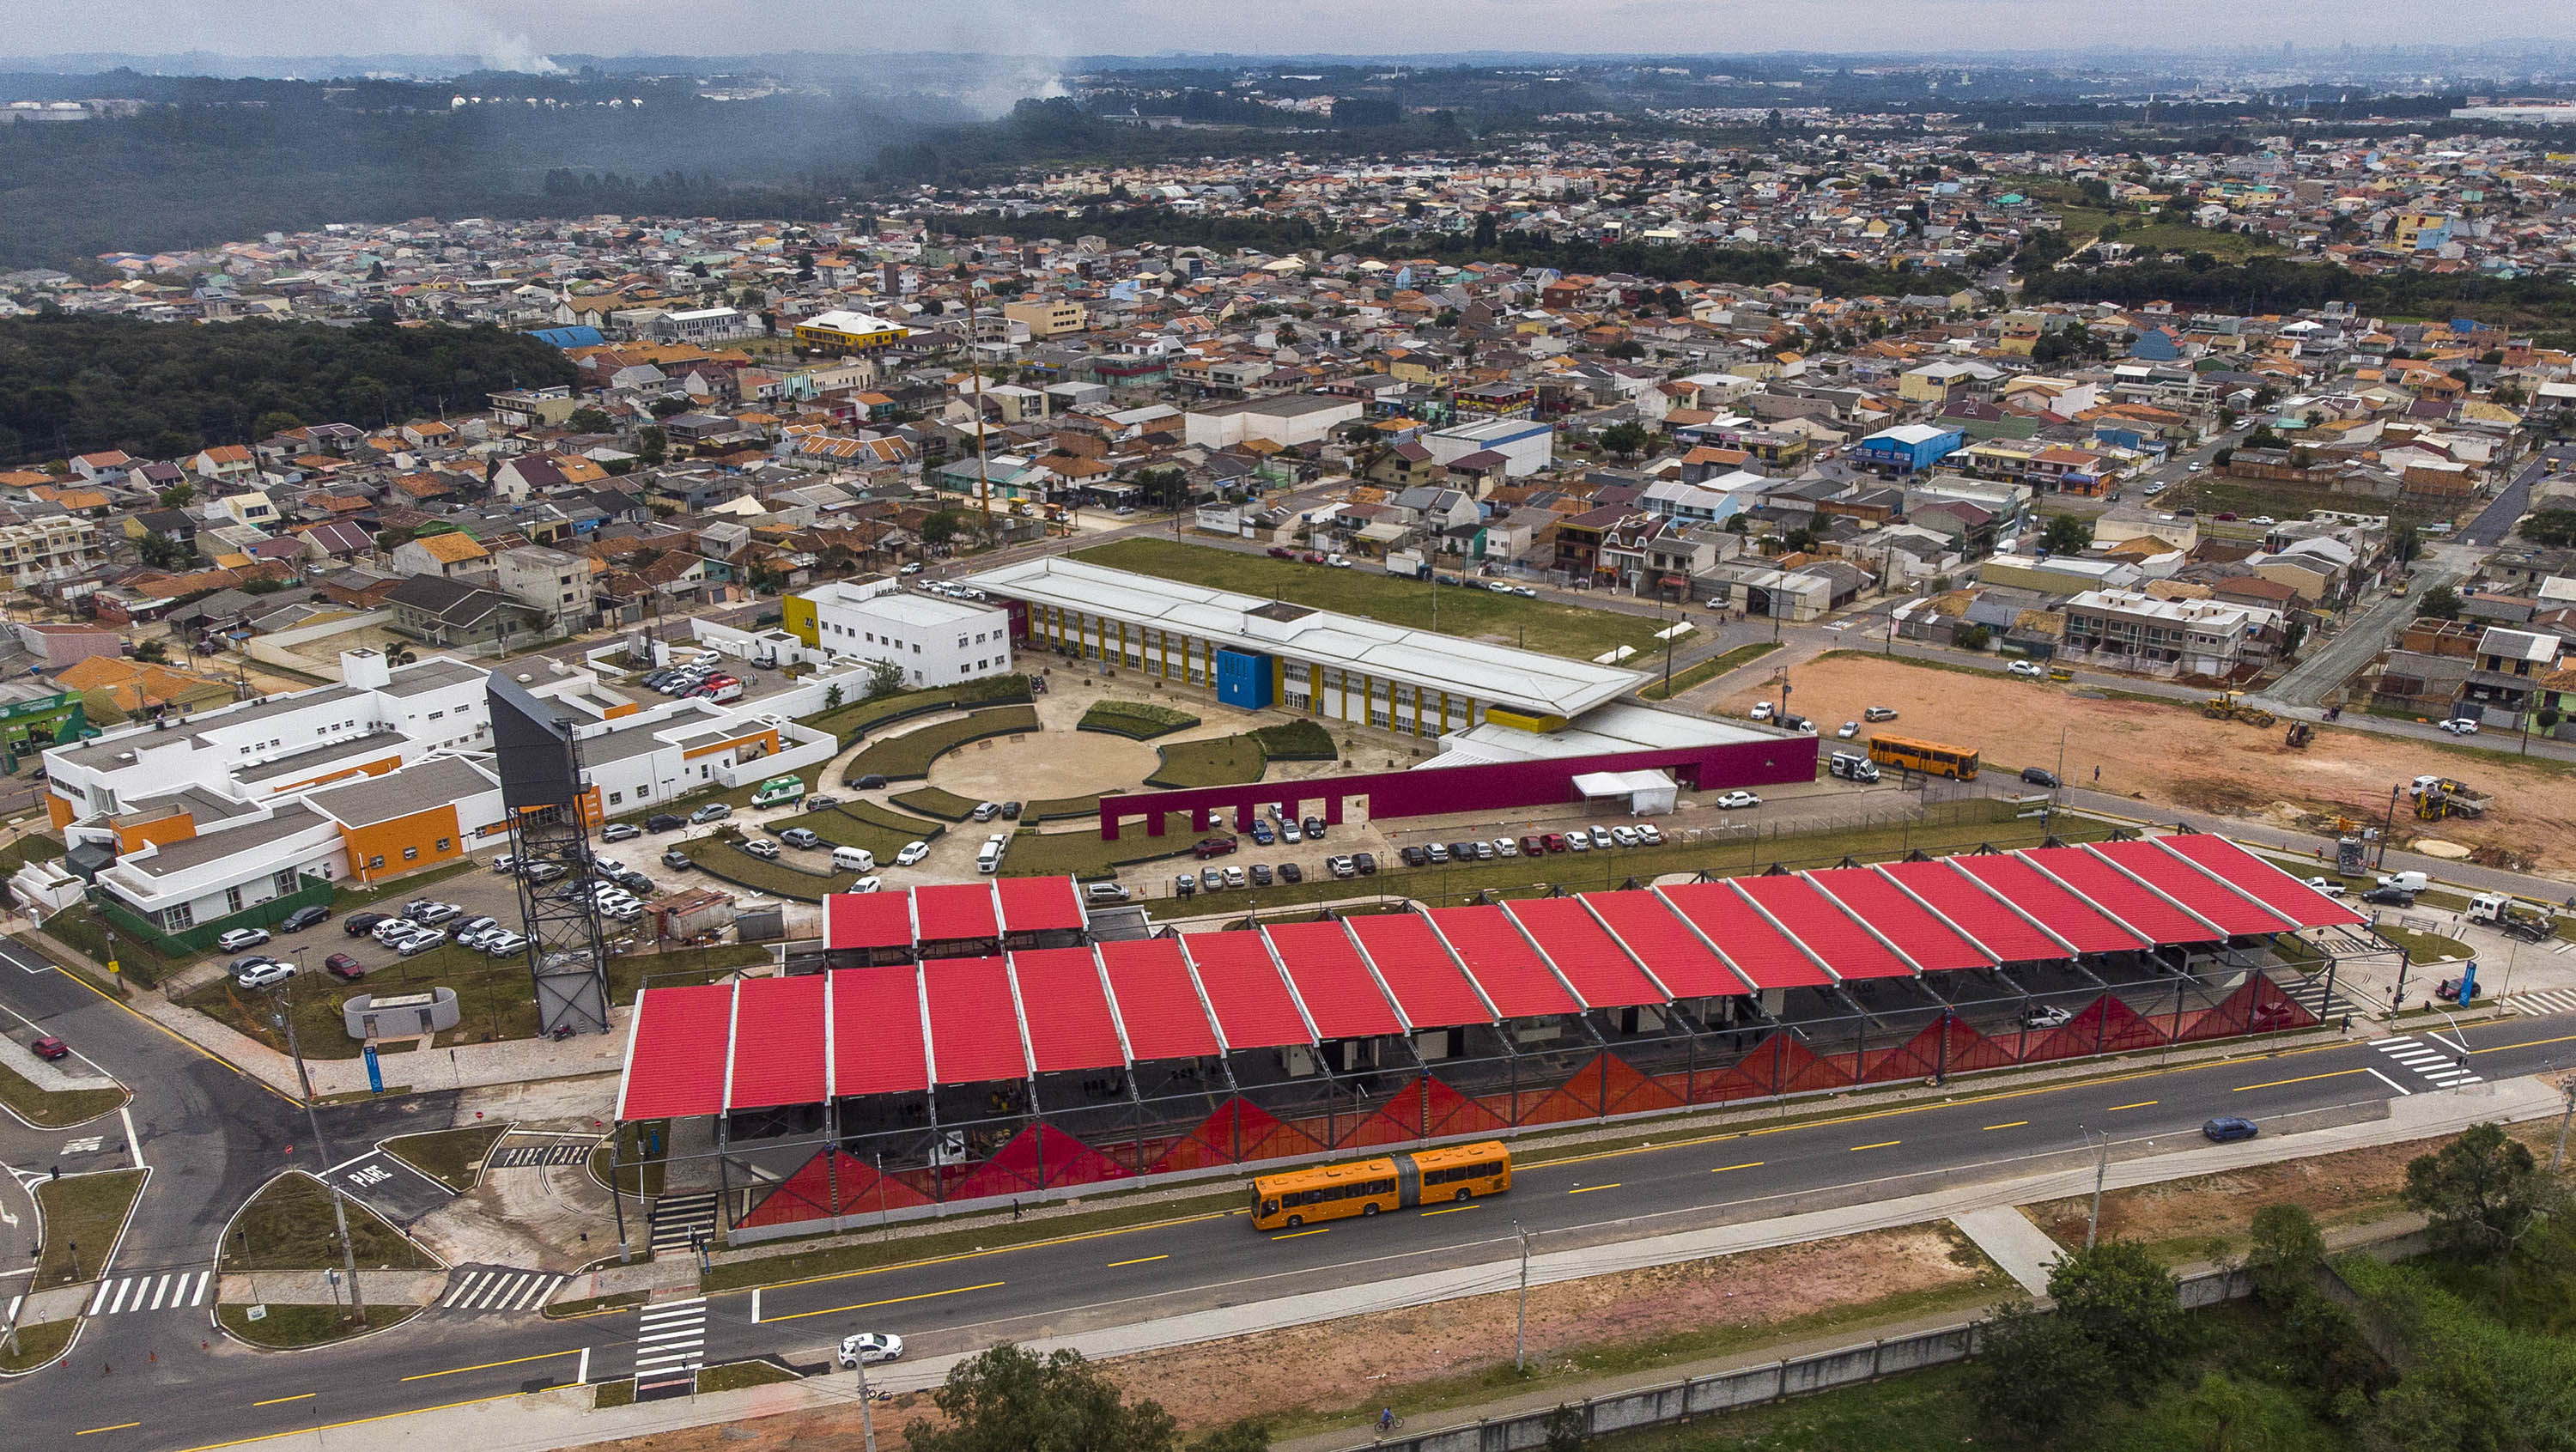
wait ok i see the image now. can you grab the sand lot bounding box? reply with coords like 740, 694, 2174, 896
1717, 654, 2576, 873
925, 727, 1162, 799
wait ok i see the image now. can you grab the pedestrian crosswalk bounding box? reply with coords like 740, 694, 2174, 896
488, 1144, 591, 1169
632, 1296, 706, 1401
86, 1268, 212, 1316
2374, 1035, 2482, 1090
436, 1267, 566, 1314
2507, 987, 2576, 1018
649, 1192, 719, 1257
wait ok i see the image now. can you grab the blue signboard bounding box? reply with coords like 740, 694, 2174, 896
363, 1043, 383, 1094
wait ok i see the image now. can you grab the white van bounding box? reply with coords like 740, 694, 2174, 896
2376, 870, 2431, 894
975, 835, 1006, 874
832, 846, 877, 872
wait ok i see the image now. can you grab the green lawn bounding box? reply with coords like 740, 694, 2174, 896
685, 833, 865, 902
329, 858, 477, 913
0, 1316, 73, 1371
34, 1169, 145, 1289
218, 1302, 421, 1350
1078, 700, 1201, 738
2380, 925, 2472, 963
0, 1057, 123, 1128
844, 705, 1042, 781
1074, 538, 1666, 661
697, 1359, 800, 1393
221, 1171, 437, 1273
380, 1124, 509, 1194
1641, 641, 1781, 702
890, 786, 983, 820
797, 675, 1032, 747
1002, 814, 1203, 879
766, 801, 943, 860
1149, 732, 1269, 788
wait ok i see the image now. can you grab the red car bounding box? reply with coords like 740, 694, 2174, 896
1520, 835, 1547, 856
1192, 836, 1240, 860
1541, 833, 1569, 854
1301, 551, 1325, 564
1266, 546, 1293, 559
324, 953, 366, 981
29, 1036, 68, 1061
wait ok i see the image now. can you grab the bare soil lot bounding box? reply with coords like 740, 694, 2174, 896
1720, 654, 2576, 872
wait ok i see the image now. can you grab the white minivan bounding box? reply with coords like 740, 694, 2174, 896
832, 846, 877, 872
976, 835, 1005, 874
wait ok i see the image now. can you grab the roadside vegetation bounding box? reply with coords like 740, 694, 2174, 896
220, 1171, 435, 1273
33, 1168, 146, 1288
217, 1302, 420, 1350
1079, 700, 1202, 738
1640, 641, 1781, 702
379, 1124, 510, 1194
0, 1057, 124, 1128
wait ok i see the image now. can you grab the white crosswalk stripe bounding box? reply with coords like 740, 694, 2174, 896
436, 1267, 566, 1315
2508, 987, 2576, 1018
632, 1297, 708, 1399
2374, 1036, 2483, 1088
83, 1269, 211, 1316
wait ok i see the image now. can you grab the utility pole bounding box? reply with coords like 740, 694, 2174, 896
277, 981, 365, 1321
1513, 1218, 1531, 1374
2555, 1078, 2576, 1175
959, 261, 991, 534
2084, 1126, 2111, 1250
2378, 783, 2399, 872
854, 1352, 881, 1452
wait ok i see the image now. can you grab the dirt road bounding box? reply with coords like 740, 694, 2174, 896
1717, 654, 2576, 873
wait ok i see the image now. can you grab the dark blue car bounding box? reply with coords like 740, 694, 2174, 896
2202, 1116, 2259, 1143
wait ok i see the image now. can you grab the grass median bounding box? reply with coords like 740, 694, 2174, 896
380, 1124, 510, 1194
845, 706, 1042, 781
1078, 700, 1201, 738
34, 1168, 146, 1289
1075, 538, 1665, 661
218, 1302, 421, 1350
1149, 732, 1269, 788
1641, 640, 1779, 702
221, 1172, 437, 1273
768, 801, 943, 860
0, 1316, 74, 1371
0, 1058, 123, 1128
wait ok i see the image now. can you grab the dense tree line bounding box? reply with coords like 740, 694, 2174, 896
0, 313, 576, 465
2020, 252, 2576, 334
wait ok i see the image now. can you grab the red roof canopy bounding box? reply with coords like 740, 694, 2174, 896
1502, 896, 1663, 1006
2152, 835, 2363, 930
1182, 932, 1310, 1048
921, 956, 1027, 1084
1421, 905, 1581, 1018
1879, 860, 2070, 963
1806, 867, 1994, 973
617, 981, 732, 1119
1008, 948, 1125, 1073
1578, 890, 1753, 997
2088, 839, 2297, 938
2022, 846, 2219, 944
1261, 921, 1402, 1039
1950, 854, 2148, 955
1098, 938, 1220, 1060
1346, 914, 1493, 1029
727, 973, 827, 1110
913, 884, 1000, 943
995, 875, 1087, 933
825, 890, 916, 951
1655, 881, 1834, 989
831, 966, 928, 1096
1735, 876, 1914, 981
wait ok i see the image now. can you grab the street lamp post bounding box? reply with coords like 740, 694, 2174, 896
2083, 1126, 2111, 1250
276, 976, 366, 1321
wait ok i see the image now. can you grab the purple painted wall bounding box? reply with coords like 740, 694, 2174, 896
1099, 736, 1819, 840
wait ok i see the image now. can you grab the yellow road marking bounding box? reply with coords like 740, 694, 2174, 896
167, 1390, 533, 1452
1850, 1140, 1900, 1151
2106, 1100, 2159, 1112
1567, 1183, 1620, 1194
762, 1280, 1005, 1324
1420, 1204, 1482, 1216
251, 1394, 313, 1407
77, 1425, 141, 1437
1710, 1161, 1765, 1173
747, 1208, 1236, 1295
1106, 1255, 1167, 1268
2233, 1067, 2366, 1092
1271, 1228, 1331, 1241
1983, 1121, 2028, 1131
2476, 1030, 2576, 1055
399, 1349, 580, 1383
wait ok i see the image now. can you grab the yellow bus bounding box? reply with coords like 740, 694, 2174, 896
1866, 735, 1981, 781
1249, 1141, 1512, 1230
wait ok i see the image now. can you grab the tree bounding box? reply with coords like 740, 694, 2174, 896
2403, 1121, 2558, 1259
131, 639, 167, 664
902, 1343, 1182, 1452
1540, 1404, 1586, 1452
2415, 585, 2463, 621
635, 426, 667, 466
823, 683, 844, 713
2518, 509, 2576, 548
252, 410, 302, 440
1597, 421, 1650, 457
2046, 1239, 2191, 1404
2245, 1202, 2325, 1309
2041, 513, 2095, 554
922, 508, 974, 548
864, 657, 908, 702
1969, 1300, 2110, 1444
1954, 623, 1992, 652
157, 483, 192, 508
2391, 523, 2425, 564
648, 397, 690, 420
567, 407, 612, 434
136, 532, 195, 570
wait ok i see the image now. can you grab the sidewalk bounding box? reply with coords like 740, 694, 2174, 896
248, 1076, 2561, 1452
217, 1269, 448, 1308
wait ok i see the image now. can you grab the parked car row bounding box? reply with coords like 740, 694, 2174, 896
641, 664, 746, 704
1173, 860, 1309, 896
1396, 823, 1666, 867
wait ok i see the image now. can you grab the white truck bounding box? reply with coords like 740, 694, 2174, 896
2376, 870, 2431, 894
2467, 893, 2555, 943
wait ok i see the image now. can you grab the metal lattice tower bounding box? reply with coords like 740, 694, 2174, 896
488, 673, 611, 1035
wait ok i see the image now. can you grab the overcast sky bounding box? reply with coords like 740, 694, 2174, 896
9, 0, 2576, 69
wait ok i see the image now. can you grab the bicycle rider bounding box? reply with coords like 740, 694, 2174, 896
1379, 1407, 1398, 1436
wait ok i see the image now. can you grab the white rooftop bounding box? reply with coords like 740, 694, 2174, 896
966, 556, 1645, 718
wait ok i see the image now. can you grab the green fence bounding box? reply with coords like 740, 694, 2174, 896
92, 872, 334, 958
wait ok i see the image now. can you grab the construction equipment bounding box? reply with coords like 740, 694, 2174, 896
2235, 702, 2277, 728
2285, 720, 2315, 749
2415, 781, 2492, 821
2468, 893, 2557, 943
2202, 691, 2240, 720
2336, 835, 2368, 876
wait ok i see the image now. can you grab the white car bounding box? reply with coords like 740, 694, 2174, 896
2023, 1005, 2075, 1030
894, 841, 931, 867
2144, 482, 2167, 495
2439, 718, 2480, 735
2252, 515, 2276, 526
372, 917, 420, 945
2008, 660, 2047, 678
1609, 826, 1640, 848
1837, 721, 1860, 738
1749, 702, 1775, 721
849, 876, 884, 894
1714, 791, 1762, 809
743, 839, 781, 860
837, 1332, 904, 1369
216, 927, 271, 954
2304, 877, 2348, 896
1635, 823, 1662, 845
1564, 832, 1590, 853
1327, 555, 1352, 569
235, 961, 296, 990
1512, 586, 1537, 598
1493, 837, 1519, 858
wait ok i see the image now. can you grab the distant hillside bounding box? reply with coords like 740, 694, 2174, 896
0, 313, 578, 465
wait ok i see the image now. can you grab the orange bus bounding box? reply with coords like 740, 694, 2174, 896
1866, 734, 1980, 781
1249, 1141, 1513, 1230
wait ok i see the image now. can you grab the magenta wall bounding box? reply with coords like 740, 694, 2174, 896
1099, 736, 1819, 839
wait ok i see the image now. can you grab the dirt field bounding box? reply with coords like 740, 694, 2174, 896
580, 1224, 2002, 1451
1718, 654, 2576, 872
924, 727, 1162, 799
2023, 1116, 2563, 1258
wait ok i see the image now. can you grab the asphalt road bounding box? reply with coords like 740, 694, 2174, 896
17, 1003, 2576, 1452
